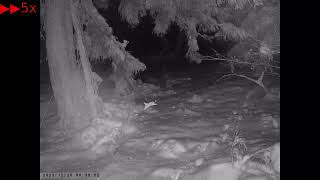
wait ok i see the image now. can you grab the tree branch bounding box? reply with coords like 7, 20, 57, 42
202, 56, 280, 69
217, 71, 268, 93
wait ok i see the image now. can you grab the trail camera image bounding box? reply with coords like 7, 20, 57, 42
40, 0, 279, 179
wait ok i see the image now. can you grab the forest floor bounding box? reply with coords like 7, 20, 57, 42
40, 63, 280, 180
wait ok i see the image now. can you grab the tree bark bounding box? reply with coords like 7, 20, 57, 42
45, 0, 98, 131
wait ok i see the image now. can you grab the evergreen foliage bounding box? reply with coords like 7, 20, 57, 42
113, 0, 279, 63
41, 0, 279, 74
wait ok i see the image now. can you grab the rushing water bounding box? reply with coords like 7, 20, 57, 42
40, 63, 280, 179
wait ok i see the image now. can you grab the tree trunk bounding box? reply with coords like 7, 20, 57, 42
45, 0, 99, 131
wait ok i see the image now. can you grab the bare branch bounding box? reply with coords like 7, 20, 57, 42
202, 56, 280, 69
216, 72, 268, 93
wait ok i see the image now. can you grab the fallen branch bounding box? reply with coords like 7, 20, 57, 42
217, 71, 268, 93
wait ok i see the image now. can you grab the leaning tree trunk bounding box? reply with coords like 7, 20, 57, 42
45, 0, 101, 131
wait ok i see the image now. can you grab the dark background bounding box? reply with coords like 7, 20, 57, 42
0, 0, 39, 178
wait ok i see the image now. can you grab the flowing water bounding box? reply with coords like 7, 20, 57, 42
40, 63, 280, 180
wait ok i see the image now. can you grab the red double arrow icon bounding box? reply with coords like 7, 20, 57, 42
0, 4, 20, 14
